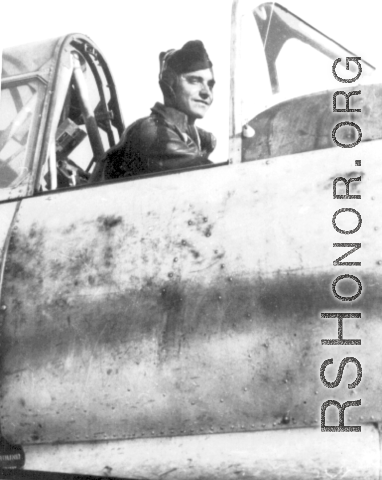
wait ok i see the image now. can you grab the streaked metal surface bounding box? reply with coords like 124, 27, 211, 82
22, 427, 380, 480
243, 84, 382, 161
0, 138, 380, 444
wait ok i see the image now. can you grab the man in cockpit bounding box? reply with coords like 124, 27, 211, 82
102, 40, 216, 179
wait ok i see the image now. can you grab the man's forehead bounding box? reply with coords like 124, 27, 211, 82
182, 68, 215, 80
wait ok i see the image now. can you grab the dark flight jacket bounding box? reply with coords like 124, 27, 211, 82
103, 103, 216, 179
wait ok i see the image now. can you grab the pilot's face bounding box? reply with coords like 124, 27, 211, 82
173, 68, 215, 123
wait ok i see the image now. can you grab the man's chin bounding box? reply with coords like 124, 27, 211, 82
189, 109, 208, 120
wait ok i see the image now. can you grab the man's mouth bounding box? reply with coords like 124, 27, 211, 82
194, 99, 209, 106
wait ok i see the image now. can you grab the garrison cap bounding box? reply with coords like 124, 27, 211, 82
159, 40, 212, 78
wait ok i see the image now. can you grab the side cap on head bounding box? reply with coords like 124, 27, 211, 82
159, 40, 212, 80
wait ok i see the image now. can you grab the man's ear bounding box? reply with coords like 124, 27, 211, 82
159, 80, 176, 103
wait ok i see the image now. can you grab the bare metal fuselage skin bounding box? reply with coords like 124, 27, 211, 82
1, 3, 382, 480
1, 142, 381, 479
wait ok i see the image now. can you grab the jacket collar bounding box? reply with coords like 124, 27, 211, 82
151, 102, 190, 132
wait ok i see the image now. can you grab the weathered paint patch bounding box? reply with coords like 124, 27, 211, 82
0, 268, 381, 444
97, 215, 123, 232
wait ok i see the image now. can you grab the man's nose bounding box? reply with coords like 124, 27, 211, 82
199, 84, 212, 100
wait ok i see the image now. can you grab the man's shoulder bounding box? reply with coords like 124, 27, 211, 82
122, 115, 153, 138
